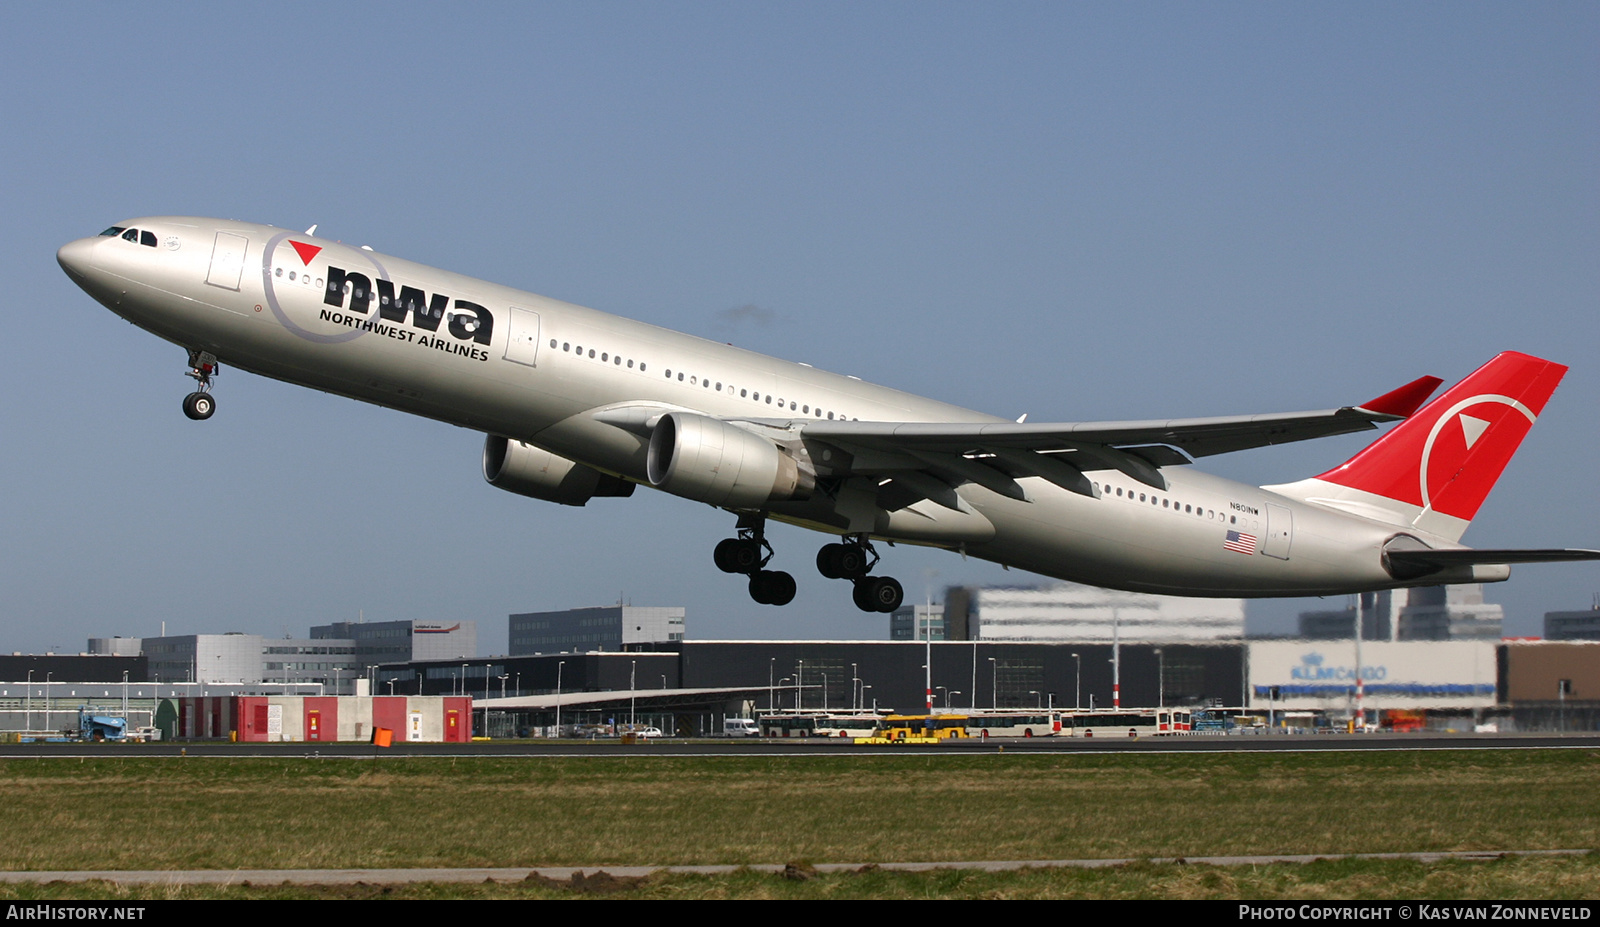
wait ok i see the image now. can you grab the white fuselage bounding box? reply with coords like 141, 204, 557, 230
58, 217, 1496, 598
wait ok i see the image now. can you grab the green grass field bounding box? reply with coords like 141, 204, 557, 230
1, 749, 1596, 898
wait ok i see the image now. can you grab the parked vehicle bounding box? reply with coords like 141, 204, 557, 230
723, 718, 760, 737
74, 708, 128, 743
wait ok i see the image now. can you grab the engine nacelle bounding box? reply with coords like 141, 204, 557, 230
482, 436, 635, 507
646, 412, 813, 508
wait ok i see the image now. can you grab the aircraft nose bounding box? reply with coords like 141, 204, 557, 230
56, 237, 97, 280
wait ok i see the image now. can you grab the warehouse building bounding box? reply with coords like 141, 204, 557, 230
508, 606, 684, 654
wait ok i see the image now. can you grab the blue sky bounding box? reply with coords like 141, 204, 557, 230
2, 3, 1596, 653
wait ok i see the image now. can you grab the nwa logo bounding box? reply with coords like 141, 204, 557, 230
321, 266, 494, 345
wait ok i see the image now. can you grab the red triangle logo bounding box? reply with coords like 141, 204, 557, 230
289, 241, 323, 265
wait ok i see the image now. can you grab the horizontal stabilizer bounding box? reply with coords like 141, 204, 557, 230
1387, 548, 1600, 568
1385, 547, 1600, 581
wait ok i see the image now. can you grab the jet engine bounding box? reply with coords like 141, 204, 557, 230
646, 412, 814, 508
482, 436, 635, 506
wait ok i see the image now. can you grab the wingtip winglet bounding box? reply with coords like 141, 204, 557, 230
1357, 375, 1445, 418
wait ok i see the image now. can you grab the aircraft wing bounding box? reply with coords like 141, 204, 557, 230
751, 374, 1445, 500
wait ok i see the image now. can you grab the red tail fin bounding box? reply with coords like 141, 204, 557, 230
1315, 352, 1566, 529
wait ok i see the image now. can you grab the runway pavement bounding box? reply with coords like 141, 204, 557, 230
0, 731, 1597, 758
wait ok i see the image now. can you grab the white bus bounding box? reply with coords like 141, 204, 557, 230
758, 713, 821, 737
1064, 709, 1192, 738
966, 711, 1062, 738
758, 712, 885, 738
812, 712, 885, 738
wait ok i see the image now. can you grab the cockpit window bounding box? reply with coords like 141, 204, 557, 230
100, 227, 126, 237
113, 227, 158, 247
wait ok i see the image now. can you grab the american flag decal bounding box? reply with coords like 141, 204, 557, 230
1223, 530, 1258, 555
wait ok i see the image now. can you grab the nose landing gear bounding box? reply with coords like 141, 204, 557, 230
818, 536, 904, 613
182, 350, 218, 421
713, 515, 796, 606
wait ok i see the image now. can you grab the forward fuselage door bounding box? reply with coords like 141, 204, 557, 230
205, 231, 248, 291
1262, 502, 1293, 560
504, 306, 541, 366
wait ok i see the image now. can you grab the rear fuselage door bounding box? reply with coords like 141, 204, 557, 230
205, 232, 248, 291
504, 307, 541, 366
1262, 502, 1293, 560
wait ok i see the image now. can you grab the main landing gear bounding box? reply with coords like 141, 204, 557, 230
714, 520, 904, 613
182, 350, 218, 421
714, 516, 796, 606
817, 536, 903, 614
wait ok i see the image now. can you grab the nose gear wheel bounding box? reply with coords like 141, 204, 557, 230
182, 349, 219, 421
182, 392, 215, 420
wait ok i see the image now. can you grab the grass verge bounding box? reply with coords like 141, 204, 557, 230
0, 749, 1593, 874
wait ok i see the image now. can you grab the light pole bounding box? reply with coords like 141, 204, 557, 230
1072, 652, 1081, 711
971, 642, 979, 711
989, 658, 997, 710
1111, 608, 1121, 709
1154, 648, 1164, 709
852, 664, 859, 712
556, 660, 565, 738
630, 660, 636, 728
797, 660, 804, 712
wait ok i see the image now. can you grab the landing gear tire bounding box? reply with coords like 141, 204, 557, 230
852, 576, 903, 613
715, 538, 762, 574
817, 543, 869, 580
182, 391, 215, 421
749, 570, 797, 607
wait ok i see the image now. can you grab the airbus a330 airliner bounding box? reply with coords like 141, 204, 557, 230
57, 217, 1600, 613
